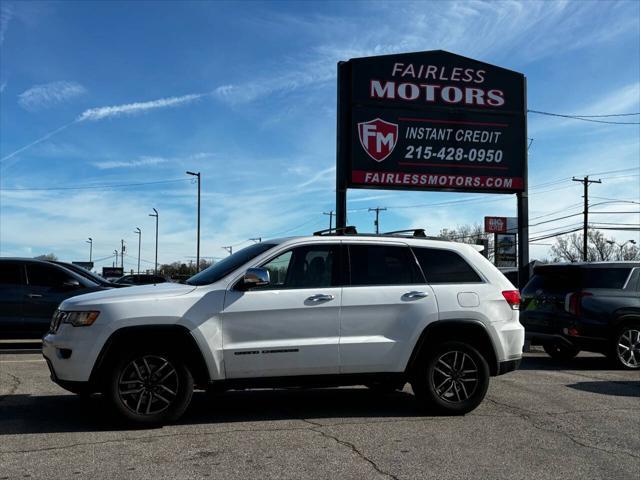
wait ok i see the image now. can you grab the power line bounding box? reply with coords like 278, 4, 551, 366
528, 109, 640, 125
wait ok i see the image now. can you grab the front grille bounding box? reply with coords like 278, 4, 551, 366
49, 310, 65, 334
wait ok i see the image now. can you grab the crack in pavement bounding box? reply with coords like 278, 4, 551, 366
301, 419, 400, 480
486, 397, 640, 461
0, 372, 21, 403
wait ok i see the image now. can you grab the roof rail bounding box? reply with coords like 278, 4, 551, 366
313, 226, 358, 236
383, 229, 427, 238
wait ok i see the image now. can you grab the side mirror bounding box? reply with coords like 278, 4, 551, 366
241, 267, 270, 289
62, 279, 81, 289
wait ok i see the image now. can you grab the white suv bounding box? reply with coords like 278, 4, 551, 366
43, 230, 524, 425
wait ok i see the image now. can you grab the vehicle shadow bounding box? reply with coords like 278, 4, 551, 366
566, 381, 640, 398
0, 387, 424, 435
519, 353, 614, 371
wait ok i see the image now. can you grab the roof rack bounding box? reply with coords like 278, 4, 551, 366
382, 229, 427, 238
313, 226, 358, 236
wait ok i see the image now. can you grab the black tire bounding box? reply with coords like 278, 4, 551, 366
543, 342, 580, 361
106, 350, 194, 426
609, 322, 640, 370
365, 381, 406, 394
411, 341, 490, 415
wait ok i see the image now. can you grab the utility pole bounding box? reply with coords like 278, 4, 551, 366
113, 250, 118, 268
86, 237, 92, 262
134, 228, 141, 274
149, 208, 159, 274
120, 239, 126, 269
186, 171, 201, 272
323, 211, 335, 230
249, 238, 262, 243
572, 176, 602, 261
368, 207, 387, 234
222, 246, 233, 256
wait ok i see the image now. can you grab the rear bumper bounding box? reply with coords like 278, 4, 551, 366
525, 331, 607, 352
497, 358, 521, 375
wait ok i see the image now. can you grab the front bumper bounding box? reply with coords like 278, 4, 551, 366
497, 358, 521, 375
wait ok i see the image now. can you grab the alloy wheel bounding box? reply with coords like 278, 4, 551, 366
117, 355, 179, 415
617, 328, 640, 368
430, 350, 479, 403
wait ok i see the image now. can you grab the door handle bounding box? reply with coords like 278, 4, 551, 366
28, 294, 43, 298
403, 291, 428, 299
306, 294, 335, 302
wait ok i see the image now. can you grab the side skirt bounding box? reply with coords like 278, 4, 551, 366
210, 372, 408, 390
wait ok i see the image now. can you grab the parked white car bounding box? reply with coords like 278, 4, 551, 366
43, 231, 524, 425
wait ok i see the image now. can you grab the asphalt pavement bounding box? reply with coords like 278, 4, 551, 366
0, 350, 638, 480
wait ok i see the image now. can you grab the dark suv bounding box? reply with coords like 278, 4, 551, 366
113, 274, 168, 286
0, 258, 110, 339
520, 262, 640, 369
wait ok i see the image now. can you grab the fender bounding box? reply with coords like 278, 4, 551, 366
89, 324, 210, 388
406, 319, 499, 376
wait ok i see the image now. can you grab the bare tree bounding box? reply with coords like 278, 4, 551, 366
551, 230, 639, 262
438, 223, 494, 260
34, 253, 58, 261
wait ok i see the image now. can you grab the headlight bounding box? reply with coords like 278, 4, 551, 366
62, 311, 100, 327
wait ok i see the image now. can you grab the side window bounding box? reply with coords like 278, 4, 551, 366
26, 264, 73, 288
349, 245, 421, 286
0, 263, 24, 285
413, 248, 482, 284
258, 245, 338, 289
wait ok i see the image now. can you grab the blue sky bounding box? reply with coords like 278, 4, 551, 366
0, 0, 639, 270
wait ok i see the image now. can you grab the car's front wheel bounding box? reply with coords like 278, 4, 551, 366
106, 351, 194, 426
610, 322, 640, 370
411, 341, 490, 415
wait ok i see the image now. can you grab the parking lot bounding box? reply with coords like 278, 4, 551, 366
0, 349, 637, 480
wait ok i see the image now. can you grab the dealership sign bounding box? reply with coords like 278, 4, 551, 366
338, 50, 526, 194
484, 216, 518, 233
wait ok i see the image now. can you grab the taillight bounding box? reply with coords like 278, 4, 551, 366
502, 290, 521, 310
565, 291, 592, 316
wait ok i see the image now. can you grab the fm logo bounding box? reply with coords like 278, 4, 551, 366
358, 118, 398, 162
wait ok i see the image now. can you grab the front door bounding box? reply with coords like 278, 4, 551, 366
23, 263, 82, 337
0, 261, 26, 339
222, 243, 342, 378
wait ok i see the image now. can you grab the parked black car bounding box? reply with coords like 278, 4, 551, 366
520, 262, 640, 369
0, 258, 111, 339
113, 274, 169, 286
49, 261, 125, 288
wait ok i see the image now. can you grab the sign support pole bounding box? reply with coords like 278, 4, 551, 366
336, 61, 350, 229
517, 191, 529, 287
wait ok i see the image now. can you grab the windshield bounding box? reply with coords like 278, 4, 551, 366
186, 242, 277, 286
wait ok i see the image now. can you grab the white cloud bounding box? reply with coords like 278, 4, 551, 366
0, 2, 12, 46
18, 81, 87, 110
92, 156, 169, 170
77, 93, 203, 121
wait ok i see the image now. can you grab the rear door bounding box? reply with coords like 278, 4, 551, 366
0, 261, 27, 338
339, 243, 438, 373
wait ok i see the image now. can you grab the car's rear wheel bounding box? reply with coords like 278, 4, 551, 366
610, 323, 640, 370
543, 342, 579, 361
106, 351, 193, 426
411, 341, 489, 415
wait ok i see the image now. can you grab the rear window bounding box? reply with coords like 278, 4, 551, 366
349, 245, 421, 286
524, 266, 632, 294
412, 248, 482, 284
582, 268, 631, 289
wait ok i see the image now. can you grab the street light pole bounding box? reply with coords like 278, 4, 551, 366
113, 249, 118, 268
134, 228, 141, 274
86, 237, 92, 262
186, 171, 201, 272
149, 208, 159, 275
